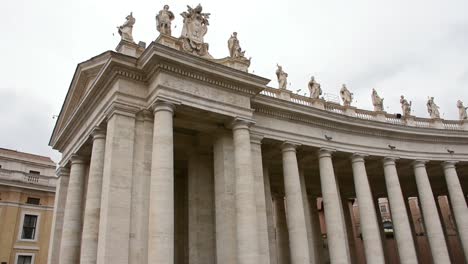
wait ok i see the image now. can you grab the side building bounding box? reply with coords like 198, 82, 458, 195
0, 148, 56, 264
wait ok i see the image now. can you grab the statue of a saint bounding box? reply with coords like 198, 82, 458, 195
400, 95, 412, 116
156, 5, 175, 35
180, 4, 211, 56
228, 32, 246, 58
308, 76, 322, 99
117, 12, 136, 43
426, 97, 440, 119
340, 84, 353, 106
276, 64, 288, 90
371, 88, 384, 111
457, 100, 468, 120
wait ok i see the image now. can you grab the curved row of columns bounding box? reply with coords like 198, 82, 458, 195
49, 100, 467, 264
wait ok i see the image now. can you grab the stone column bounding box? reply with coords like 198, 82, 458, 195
281, 142, 310, 263
318, 149, 351, 264
59, 155, 86, 264
351, 154, 385, 263
299, 170, 318, 264
273, 193, 290, 264
213, 132, 237, 264
97, 107, 137, 264
148, 101, 175, 264
80, 128, 106, 264
309, 195, 325, 263
231, 118, 259, 264
47, 167, 70, 264
413, 160, 451, 264
442, 161, 468, 262
383, 157, 419, 264
263, 165, 278, 264
251, 134, 272, 264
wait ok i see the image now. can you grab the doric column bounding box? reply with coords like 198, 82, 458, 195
263, 165, 278, 264
97, 106, 137, 264
299, 169, 319, 263
213, 132, 237, 264
413, 160, 451, 264
148, 101, 175, 264
442, 161, 468, 262
251, 134, 272, 264
59, 155, 86, 264
351, 154, 385, 263
382, 157, 418, 264
80, 128, 106, 264
47, 167, 70, 264
273, 193, 290, 264
281, 142, 310, 263
231, 118, 259, 264
318, 149, 351, 264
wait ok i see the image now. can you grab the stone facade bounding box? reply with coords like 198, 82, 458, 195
0, 148, 56, 264
48, 9, 468, 264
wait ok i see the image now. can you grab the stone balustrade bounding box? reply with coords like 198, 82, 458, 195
0, 168, 57, 188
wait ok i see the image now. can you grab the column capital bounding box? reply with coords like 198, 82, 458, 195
228, 117, 255, 131
382, 156, 399, 166
104, 102, 140, 120
350, 153, 367, 163
152, 100, 175, 115
250, 133, 264, 145
70, 154, 87, 165
136, 109, 153, 122
281, 141, 300, 153
412, 160, 428, 168
91, 127, 106, 140
56, 166, 70, 177
442, 161, 458, 170
318, 148, 335, 158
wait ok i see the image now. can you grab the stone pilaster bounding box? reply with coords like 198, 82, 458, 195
318, 149, 351, 264
281, 142, 310, 263
382, 157, 418, 264
413, 160, 451, 264
80, 128, 106, 264
59, 155, 86, 264
47, 167, 70, 264
148, 101, 175, 264
350, 154, 385, 263
442, 161, 468, 262
231, 118, 259, 264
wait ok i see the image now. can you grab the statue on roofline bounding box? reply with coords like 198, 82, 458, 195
308, 76, 322, 99
276, 64, 288, 90
400, 95, 412, 116
117, 12, 136, 43
340, 84, 353, 106
179, 4, 211, 57
457, 100, 468, 120
228, 32, 246, 58
371, 88, 384, 111
156, 5, 175, 36
426, 96, 440, 119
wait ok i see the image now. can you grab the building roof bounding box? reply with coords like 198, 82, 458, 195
0, 147, 55, 165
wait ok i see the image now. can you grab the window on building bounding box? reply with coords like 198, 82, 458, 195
380, 205, 387, 213
21, 214, 38, 240
26, 197, 40, 205
29, 170, 40, 174
17, 255, 32, 264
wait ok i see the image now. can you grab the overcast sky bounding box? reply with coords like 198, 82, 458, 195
1, 0, 467, 162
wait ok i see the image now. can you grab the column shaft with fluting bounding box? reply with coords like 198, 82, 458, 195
232, 119, 259, 264
59, 155, 86, 264
382, 158, 418, 264
281, 143, 310, 263
80, 128, 106, 264
413, 160, 451, 264
148, 102, 175, 264
351, 154, 385, 263
318, 149, 351, 264
442, 161, 468, 262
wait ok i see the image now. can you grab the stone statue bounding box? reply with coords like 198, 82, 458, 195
400, 95, 412, 116
276, 64, 288, 90
457, 100, 468, 120
156, 5, 175, 35
371, 88, 384, 111
340, 84, 353, 106
308, 76, 322, 99
180, 4, 211, 57
426, 97, 440, 119
228, 32, 246, 58
117, 12, 136, 43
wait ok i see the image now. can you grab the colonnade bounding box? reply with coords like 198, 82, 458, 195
49, 101, 468, 264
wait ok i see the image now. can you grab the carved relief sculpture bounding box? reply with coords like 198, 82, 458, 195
179, 4, 211, 57
308, 76, 322, 99
457, 100, 467, 120
156, 5, 175, 35
372, 88, 384, 111
117, 12, 136, 43
400, 95, 412, 116
276, 64, 288, 90
426, 97, 440, 119
340, 84, 353, 106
